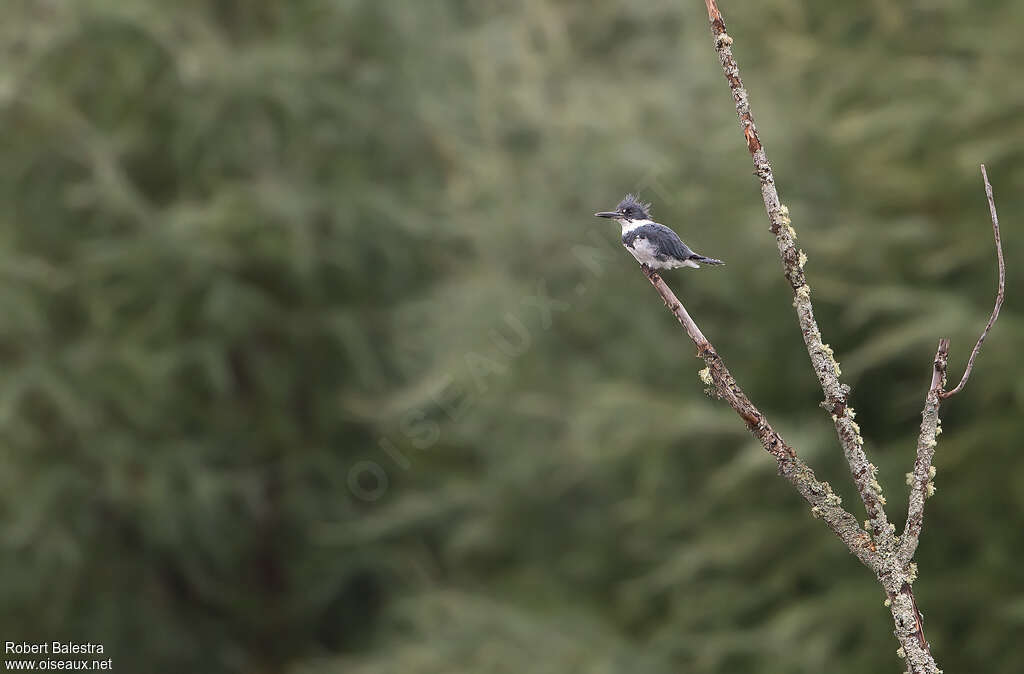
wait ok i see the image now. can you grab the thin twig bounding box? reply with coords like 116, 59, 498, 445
701, 0, 894, 551
640, 266, 881, 570
940, 164, 1005, 399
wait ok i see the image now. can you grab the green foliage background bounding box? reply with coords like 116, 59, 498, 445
1, 1, 1021, 672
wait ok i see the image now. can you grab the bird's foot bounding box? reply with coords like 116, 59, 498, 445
641, 263, 657, 279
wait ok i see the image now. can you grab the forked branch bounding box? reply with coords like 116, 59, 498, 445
901, 165, 1006, 563
689, 2, 1012, 672
638, 265, 880, 570
627, 4, 1010, 672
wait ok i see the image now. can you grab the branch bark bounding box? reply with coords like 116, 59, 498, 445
640, 265, 880, 570
898, 339, 948, 565
700, 1, 895, 554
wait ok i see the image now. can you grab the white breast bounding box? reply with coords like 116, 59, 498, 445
619, 218, 654, 235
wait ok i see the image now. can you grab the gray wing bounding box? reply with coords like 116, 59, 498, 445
623, 223, 695, 261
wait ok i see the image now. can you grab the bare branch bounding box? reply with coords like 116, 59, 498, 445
698, 3, 952, 671
701, 0, 894, 551
640, 265, 881, 570
898, 339, 949, 565
940, 164, 1005, 399
901, 165, 1005, 562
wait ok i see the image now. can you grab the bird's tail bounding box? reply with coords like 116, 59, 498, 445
691, 255, 725, 266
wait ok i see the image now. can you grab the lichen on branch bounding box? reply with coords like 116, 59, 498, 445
703, 0, 894, 550
640, 267, 880, 570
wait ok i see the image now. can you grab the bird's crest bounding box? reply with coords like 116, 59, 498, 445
617, 193, 652, 219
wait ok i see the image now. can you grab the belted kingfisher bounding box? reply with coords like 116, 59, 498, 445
595, 194, 724, 271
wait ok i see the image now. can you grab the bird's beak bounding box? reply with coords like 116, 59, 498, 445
594, 211, 620, 219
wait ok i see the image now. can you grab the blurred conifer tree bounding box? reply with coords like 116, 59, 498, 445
0, 1, 1020, 673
